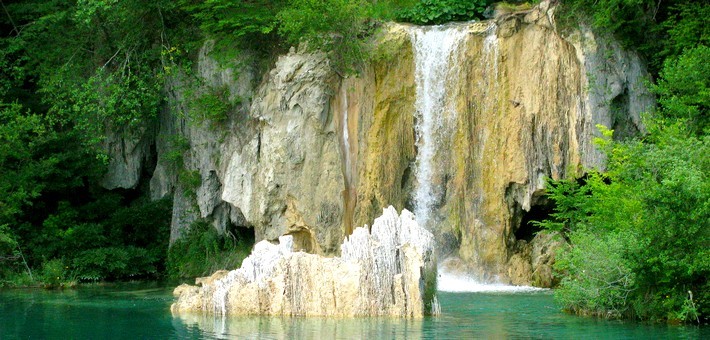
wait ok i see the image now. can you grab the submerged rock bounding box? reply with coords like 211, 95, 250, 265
171, 206, 439, 317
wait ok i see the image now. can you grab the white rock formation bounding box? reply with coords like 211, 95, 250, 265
171, 206, 439, 317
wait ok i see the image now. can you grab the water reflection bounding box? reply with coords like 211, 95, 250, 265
174, 312, 426, 339
1, 283, 706, 339
171, 291, 708, 339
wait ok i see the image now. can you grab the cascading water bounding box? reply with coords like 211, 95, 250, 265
341, 84, 352, 186
437, 271, 547, 293
482, 23, 499, 84
407, 25, 468, 230
408, 23, 545, 290
340, 81, 357, 236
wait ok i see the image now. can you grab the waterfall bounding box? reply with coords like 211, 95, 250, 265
437, 270, 547, 293
408, 25, 468, 229
340, 84, 352, 187
340, 81, 356, 236
483, 23, 499, 83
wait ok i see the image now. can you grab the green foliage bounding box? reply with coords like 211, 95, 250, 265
39, 258, 72, 288
556, 1, 708, 74
178, 0, 284, 49
651, 46, 709, 136
0, 115, 173, 286
167, 220, 252, 279
178, 170, 202, 197
369, 0, 419, 21
162, 134, 191, 170
555, 230, 636, 318
187, 85, 237, 125
657, 3, 709, 68
556, 0, 657, 46
397, 0, 489, 25
541, 3, 709, 322
0, 224, 17, 255
178, 0, 495, 73
41, 66, 163, 145
0, 103, 49, 225
531, 178, 590, 234
15, 196, 172, 283
72, 246, 159, 282
278, 0, 373, 73
539, 123, 709, 323
1, 0, 197, 146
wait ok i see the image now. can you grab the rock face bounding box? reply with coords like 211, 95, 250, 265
171, 206, 439, 317
104, 1, 653, 286
221, 49, 344, 253
344, 2, 652, 283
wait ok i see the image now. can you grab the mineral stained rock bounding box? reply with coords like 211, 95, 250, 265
107, 1, 652, 287
171, 206, 439, 317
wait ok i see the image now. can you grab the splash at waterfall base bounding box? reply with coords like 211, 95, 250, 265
171, 207, 439, 317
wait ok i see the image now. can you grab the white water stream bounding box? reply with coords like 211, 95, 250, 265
409, 24, 533, 292
408, 24, 468, 230
437, 270, 548, 293
340, 84, 352, 187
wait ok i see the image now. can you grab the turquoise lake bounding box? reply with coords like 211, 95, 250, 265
1, 282, 706, 339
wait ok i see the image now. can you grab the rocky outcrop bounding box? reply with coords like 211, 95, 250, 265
171, 206, 439, 317
153, 41, 259, 243
104, 1, 652, 287
508, 230, 567, 286
100, 122, 155, 190
221, 48, 344, 253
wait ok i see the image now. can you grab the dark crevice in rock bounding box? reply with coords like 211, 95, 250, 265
610, 89, 639, 141
516, 198, 554, 242
228, 222, 255, 247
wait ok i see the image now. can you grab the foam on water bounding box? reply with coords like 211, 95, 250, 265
437, 271, 548, 293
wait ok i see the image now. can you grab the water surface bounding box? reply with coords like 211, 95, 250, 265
1, 283, 706, 339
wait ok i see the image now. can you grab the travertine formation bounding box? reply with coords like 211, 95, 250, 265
171, 206, 438, 317
104, 1, 653, 286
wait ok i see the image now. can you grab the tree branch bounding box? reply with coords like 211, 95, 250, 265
1, 0, 19, 36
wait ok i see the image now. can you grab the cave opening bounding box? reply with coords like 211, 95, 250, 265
516, 199, 556, 242
610, 89, 640, 141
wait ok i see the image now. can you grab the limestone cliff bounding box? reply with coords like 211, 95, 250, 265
341, 2, 652, 284
103, 1, 652, 286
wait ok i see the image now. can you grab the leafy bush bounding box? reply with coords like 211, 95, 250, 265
2, 0, 197, 147
72, 246, 159, 281
556, 0, 657, 46
539, 124, 709, 323
187, 85, 238, 125
178, 169, 202, 197
278, 0, 374, 73
39, 258, 71, 288
177, 0, 284, 48
167, 220, 252, 279
651, 46, 709, 136
556, 1, 708, 73
397, 0, 490, 25
555, 229, 637, 318
162, 134, 191, 170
